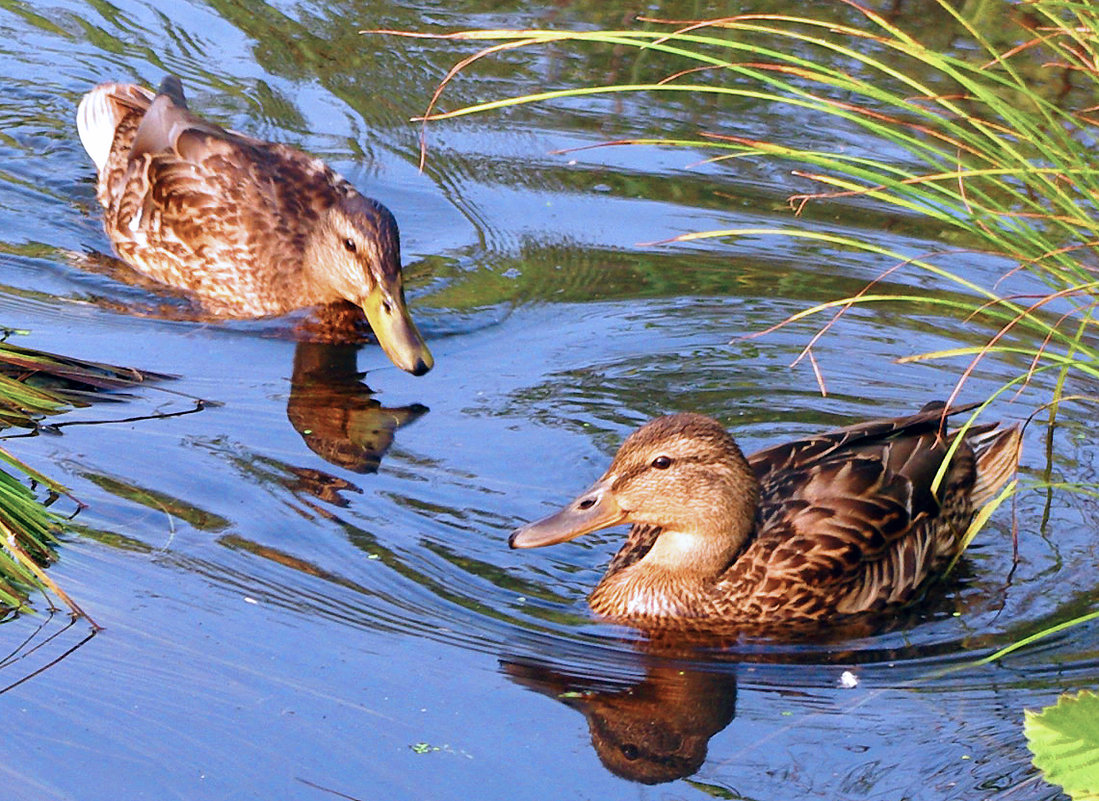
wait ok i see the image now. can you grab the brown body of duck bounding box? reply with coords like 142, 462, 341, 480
510, 403, 1021, 629
76, 76, 432, 375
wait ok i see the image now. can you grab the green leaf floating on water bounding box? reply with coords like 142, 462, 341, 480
1025, 690, 1099, 801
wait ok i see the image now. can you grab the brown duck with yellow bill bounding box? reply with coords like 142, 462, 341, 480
77, 76, 432, 375
510, 403, 1021, 629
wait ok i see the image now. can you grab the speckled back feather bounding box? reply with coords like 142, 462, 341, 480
77, 78, 389, 316
76, 77, 433, 375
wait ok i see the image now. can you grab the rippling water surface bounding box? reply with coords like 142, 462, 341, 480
0, 1, 1095, 799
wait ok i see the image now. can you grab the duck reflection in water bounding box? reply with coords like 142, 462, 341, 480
503, 652, 737, 785
288, 341, 427, 474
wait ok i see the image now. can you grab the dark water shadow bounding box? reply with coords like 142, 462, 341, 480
493, 559, 1004, 788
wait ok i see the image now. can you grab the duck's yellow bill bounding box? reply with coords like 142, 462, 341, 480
509, 476, 626, 548
361, 284, 433, 376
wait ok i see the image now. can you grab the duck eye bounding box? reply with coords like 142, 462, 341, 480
343, 238, 357, 253
651, 455, 672, 470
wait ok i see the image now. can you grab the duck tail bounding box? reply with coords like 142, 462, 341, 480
76, 83, 155, 172
968, 424, 1022, 507
156, 75, 187, 108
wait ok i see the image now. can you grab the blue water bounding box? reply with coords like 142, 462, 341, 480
0, 2, 1092, 799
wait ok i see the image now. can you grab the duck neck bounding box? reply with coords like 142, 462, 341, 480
299, 228, 341, 306
591, 515, 756, 622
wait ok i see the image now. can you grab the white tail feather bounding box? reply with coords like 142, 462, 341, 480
76, 85, 121, 172
76, 83, 155, 172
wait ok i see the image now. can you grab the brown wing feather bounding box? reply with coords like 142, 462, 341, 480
720, 405, 981, 621
747, 400, 974, 487
98, 85, 351, 315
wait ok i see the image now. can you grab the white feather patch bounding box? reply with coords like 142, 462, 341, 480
76, 85, 121, 172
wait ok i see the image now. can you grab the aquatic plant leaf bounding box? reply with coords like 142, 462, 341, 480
390, 0, 1099, 467
1025, 690, 1099, 801
0, 339, 170, 430
80, 472, 231, 532
0, 337, 172, 619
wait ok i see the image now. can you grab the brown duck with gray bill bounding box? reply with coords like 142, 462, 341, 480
76, 76, 432, 375
510, 403, 1021, 629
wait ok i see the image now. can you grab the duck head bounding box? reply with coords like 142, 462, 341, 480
307, 194, 433, 376
510, 414, 760, 583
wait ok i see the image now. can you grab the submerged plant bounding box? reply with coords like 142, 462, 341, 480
0, 335, 168, 624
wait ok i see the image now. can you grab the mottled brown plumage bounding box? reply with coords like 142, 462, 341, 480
76, 76, 432, 375
510, 403, 1022, 629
